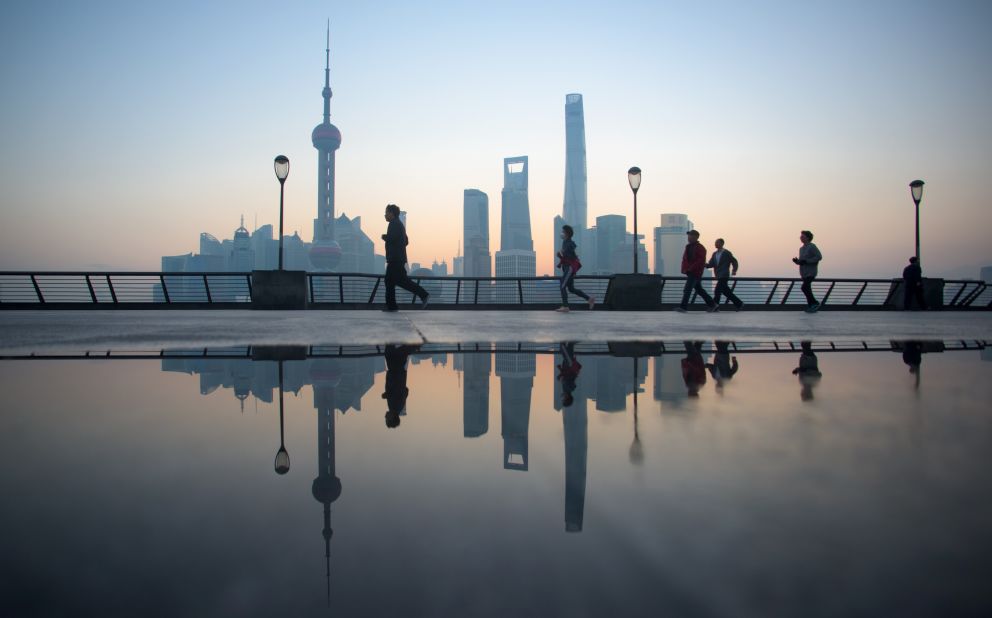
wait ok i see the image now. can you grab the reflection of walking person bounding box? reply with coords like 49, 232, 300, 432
902, 257, 928, 310
705, 340, 739, 393
676, 230, 716, 312
381, 204, 429, 312
792, 230, 822, 313
705, 238, 743, 311
792, 341, 822, 401
556, 225, 595, 312
681, 340, 707, 397
383, 344, 417, 428
557, 342, 582, 407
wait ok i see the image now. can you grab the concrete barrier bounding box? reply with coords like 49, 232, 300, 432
605, 274, 663, 311
251, 270, 307, 310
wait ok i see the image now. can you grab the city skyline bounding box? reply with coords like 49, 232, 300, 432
2, 2, 991, 277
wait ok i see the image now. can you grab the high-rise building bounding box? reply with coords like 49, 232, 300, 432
595, 215, 626, 274
563, 94, 588, 233
500, 157, 533, 252
496, 352, 535, 471
463, 189, 491, 278
653, 213, 694, 276
310, 26, 344, 271
463, 352, 491, 438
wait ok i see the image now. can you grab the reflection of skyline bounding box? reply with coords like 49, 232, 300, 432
497, 352, 535, 471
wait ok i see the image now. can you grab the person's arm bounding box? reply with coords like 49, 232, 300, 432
729, 253, 739, 275
705, 253, 715, 269
806, 244, 822, 264
385, 221, 404, 246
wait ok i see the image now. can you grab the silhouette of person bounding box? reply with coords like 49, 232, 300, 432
681, 340, 707, 397
557, 342, 583, 407
902, 257, 928, 310
383, 344, 418, 427
555, 225, 595, 312
705, 340, 739, 394
381, 204, 429, 311
705, 238, 743, 311
676, 230, 716, 312
792, 341, 822, 401
792, 230, 822, 313
901, 340, 923, 390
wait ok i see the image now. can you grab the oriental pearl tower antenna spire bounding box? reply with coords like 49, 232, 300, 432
309, 19, 343, 271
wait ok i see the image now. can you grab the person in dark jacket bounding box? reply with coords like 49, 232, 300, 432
382, 344, 418, 428
557, 341, 582, 407
705, 238, 743, 311
681, 340, 707, 397
705, 340, 739, 394
555, 225, 595, 312
676, 230, 716, 312
381, 204, 429, 312
902, 257, 927, 310
792, 230, 822, 313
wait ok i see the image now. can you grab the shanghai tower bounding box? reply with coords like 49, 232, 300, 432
562, 94, 588, 231
310, 23, 343, 271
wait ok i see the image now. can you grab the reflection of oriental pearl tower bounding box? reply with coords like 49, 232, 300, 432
310, 24, 343, 271
311, 365, 342, 604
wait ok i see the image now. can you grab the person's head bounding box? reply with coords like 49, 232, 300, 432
715, 238, 725, 250
909, 256, 918, 264
687, 230, 700, 243
385, 410, 401, 428
384, 203, 400, 222
561, 224, 574, 239
800, 230, 813, 244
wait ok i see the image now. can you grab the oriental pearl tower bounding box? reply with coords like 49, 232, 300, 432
309, 23, 343, 271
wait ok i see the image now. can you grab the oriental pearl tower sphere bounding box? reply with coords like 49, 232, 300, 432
310, 25, 343, 271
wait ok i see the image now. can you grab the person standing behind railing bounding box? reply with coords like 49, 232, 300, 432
555, 225, 595, 313
902, 257, 928, 310
792, 230, 822, 313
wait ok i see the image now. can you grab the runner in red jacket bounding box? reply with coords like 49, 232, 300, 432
676, 230, 716, 312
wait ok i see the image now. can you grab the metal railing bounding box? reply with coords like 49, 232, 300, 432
0, 271, 989, 309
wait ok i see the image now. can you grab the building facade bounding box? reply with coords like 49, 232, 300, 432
653, 213, 694, 276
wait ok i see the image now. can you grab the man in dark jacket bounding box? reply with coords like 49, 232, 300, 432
705, 238, 743, 311
676, 230, 716, 312
902, 257, 927, 310
381, 204, 429, 312
383, 344, 419, 428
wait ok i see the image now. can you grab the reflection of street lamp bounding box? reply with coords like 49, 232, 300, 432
909, 180, 924, 263
274, 155, 290, 270
629, 357, 644, 465
628, 167, 642, 273
274, 361, 290, 475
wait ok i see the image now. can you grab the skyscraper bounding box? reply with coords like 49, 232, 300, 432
497, 352, 535, 471
310, 24, 343, 271
562, 94, 588, 232
653, 213, 694, 276
499, 157, 533, 252
463, 189, 491, 278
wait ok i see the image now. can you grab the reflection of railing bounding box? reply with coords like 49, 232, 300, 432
1, 339, 986, 360
1, 271, 990, 309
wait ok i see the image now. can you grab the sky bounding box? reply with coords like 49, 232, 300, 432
1, 0, 990, 277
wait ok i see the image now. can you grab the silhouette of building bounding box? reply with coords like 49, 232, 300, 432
496, 352, 535, 470
563, 402, 587, 532
653, 214, 694, 276
310, 25, 344, 271
499, 157, 533, 253
981, 266, 992, 284
463, 189, 492, 279
462, 352, 491, 438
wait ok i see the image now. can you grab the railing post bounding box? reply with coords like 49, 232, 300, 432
765, 281, 779, 305
30, 275, 44, 303
203, 275, 212, 303
820, 281, 836, 306
780, 281, 794, 305
368, 276, 381, 305
85, 275, 97, 303
107, 275, 118, 304
308, 274, 315, 304
851, 282, 868, 306
455, 278, 461, 305
474, 279, 479, 305
948, 283, 966, 307
339, 275, 345, 304
518, 278, 524, 305
159, 274, 171, 303
245, 274, 253, 301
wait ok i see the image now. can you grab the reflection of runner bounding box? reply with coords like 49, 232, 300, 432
383, 344, 418, 428
792, 341, 822, 401
705, 340, 739, 393
681, 341, 707, 397
557, 342, 583, 407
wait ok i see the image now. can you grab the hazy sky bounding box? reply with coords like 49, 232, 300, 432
1, 0, 990, 277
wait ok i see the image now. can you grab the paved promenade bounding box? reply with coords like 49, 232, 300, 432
0, 310, 989, 354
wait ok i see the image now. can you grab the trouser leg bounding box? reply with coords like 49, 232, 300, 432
396, 272, 428, 302
801, 277, 817, 306
560, 267, 570, 305
385, 262, 402, 308
680, 277, 694, 308
718, 278, 742, 307
693, 278, 714, 307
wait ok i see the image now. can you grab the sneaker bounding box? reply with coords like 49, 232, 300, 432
733, 302, 744, 311
421, 294, 430, 309
588, 296, 596, 310
706, 304, 720, 313
555, 306, 570, 313
803, 305, 816, 314
382, 307, 399, 313
674, 307, 688, 313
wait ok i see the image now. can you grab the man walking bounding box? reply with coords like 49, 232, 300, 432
902, 257, 928, 310
676, 230, 716, 313
705, 238, 743, 311
381, 203, 429, 312
792, 230, 822, 313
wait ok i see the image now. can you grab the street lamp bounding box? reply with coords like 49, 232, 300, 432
274, 155, 290, 270
274, 360, 291, 475
909, 179, 924, 263
627, 167, 642, 273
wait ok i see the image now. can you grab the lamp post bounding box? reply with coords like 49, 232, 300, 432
909, 180, 924, 264
274, 360, 291, 475
274, 155, 290, 270
627, 167, 642, 273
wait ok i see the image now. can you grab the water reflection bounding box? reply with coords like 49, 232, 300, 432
793, 341, 823, 401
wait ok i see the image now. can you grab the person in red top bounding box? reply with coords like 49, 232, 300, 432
676, 230, 716, 312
